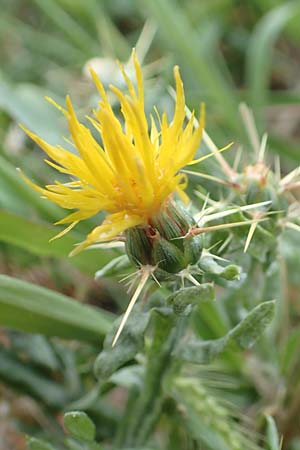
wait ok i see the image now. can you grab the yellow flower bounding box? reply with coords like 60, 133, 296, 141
21, 51, 205, 255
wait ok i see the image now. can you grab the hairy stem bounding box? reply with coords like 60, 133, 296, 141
122, 312, 184, 447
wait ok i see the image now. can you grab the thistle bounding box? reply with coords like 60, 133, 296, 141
20, 50, 206, 252
19, 51, 252, 345
16, 49, 297, 450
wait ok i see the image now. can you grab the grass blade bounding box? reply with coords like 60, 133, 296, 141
0, 274, 114, 341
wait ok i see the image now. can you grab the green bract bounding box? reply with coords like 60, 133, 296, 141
125, 201, 203, 276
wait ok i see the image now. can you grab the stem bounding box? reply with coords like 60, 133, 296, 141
122, 312, 184, 447
114, 385, 141, 447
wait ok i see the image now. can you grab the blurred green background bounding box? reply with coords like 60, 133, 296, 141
1, 0, 300, 449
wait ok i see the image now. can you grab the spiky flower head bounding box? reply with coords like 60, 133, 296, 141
21, 51, 205, 256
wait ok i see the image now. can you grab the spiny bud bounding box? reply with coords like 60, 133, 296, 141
124, 201, 203, 275
152, 235, 186, 274
125, 226, 153, 266
241, 163, 288, 213
183, 234, 203, 265
150, 202, 191, 248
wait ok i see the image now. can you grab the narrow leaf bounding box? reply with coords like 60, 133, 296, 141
0, 275, 114, 342
228, 300, 276, 349
266, 415, 282, 450
177, 300, 275, 363
168, 284, 215, 316
0, 349, 68, 408
246, 2, 298, 129
0, 210, 115, 275
94, 309, 150, 379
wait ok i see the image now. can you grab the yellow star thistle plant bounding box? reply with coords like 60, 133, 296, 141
21, 51, 206, 256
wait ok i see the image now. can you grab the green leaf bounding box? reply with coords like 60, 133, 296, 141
183, 417, 232, 450
168, 284, 215, 316
0, 210, 115, 275
199, 256, 240, 281
193, 298, 229, 339
0, 81, 67, 145
9, 332, 59, 371
171, 377, 242, 450
176, 335, 227, 365
32, 0, 99, 56
64, 411, 96, 442
0, 155, 59, 219
65, 439, 103, 450
0, 274, 114, 341
94, 309, 150, 379
280, 328, 300, 375
246, 1, 298, 131
0, 349, 68, 408
177, 300, 275, 364
95, 254, 131, 279
110, 365, 144, 389
0, 13, 84, 64
265, 415, 282, 450
229, 300, 275, 349
27, 437, 57, 450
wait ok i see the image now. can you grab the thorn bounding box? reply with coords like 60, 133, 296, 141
258, 133, 268, 162
150, 270, 161, 287
188, 219, 267, 237
181, 276, 185, 288
206, 240, 223, 253
194, 205, 215, 225
112, 268, 150, 347
288, 203, 300, 220
282, 181, 300, 191
280, 166, 300, 186
244, 221, 259, 253
177, 268, 202, 286
119, 269, 140, 284
183, 170, 236, 187
134, 19, 157, 64
218, 235, 233, 254
202, 248, 230, 262
239, 103, 260, 155
198, 200, 272, 225
274, 155, 281, 183
187, 141, 234, 167
186, 273, 201, 286
233, 145, 243, 172
201, 192, 211, 213
285, 222, 300, 233
194, 190, 219, 206
202, 130, 237, 180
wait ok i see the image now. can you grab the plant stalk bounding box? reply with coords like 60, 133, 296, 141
121, 311, 184, 447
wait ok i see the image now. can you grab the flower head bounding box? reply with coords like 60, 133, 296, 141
21, 51, 205, 255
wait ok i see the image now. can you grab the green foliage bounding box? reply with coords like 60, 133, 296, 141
1, 1, 300, 450
0, 210, 115, 274
0, 347, 69, 408
265, 415, 282, 450
169, 284, 215, 315
64, 412, 96, 442
177, 300, 275, 364
27, 437, 57, 450
246, 1, 299, 128
0, 275, 113, 341
94, 308, 150, 379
